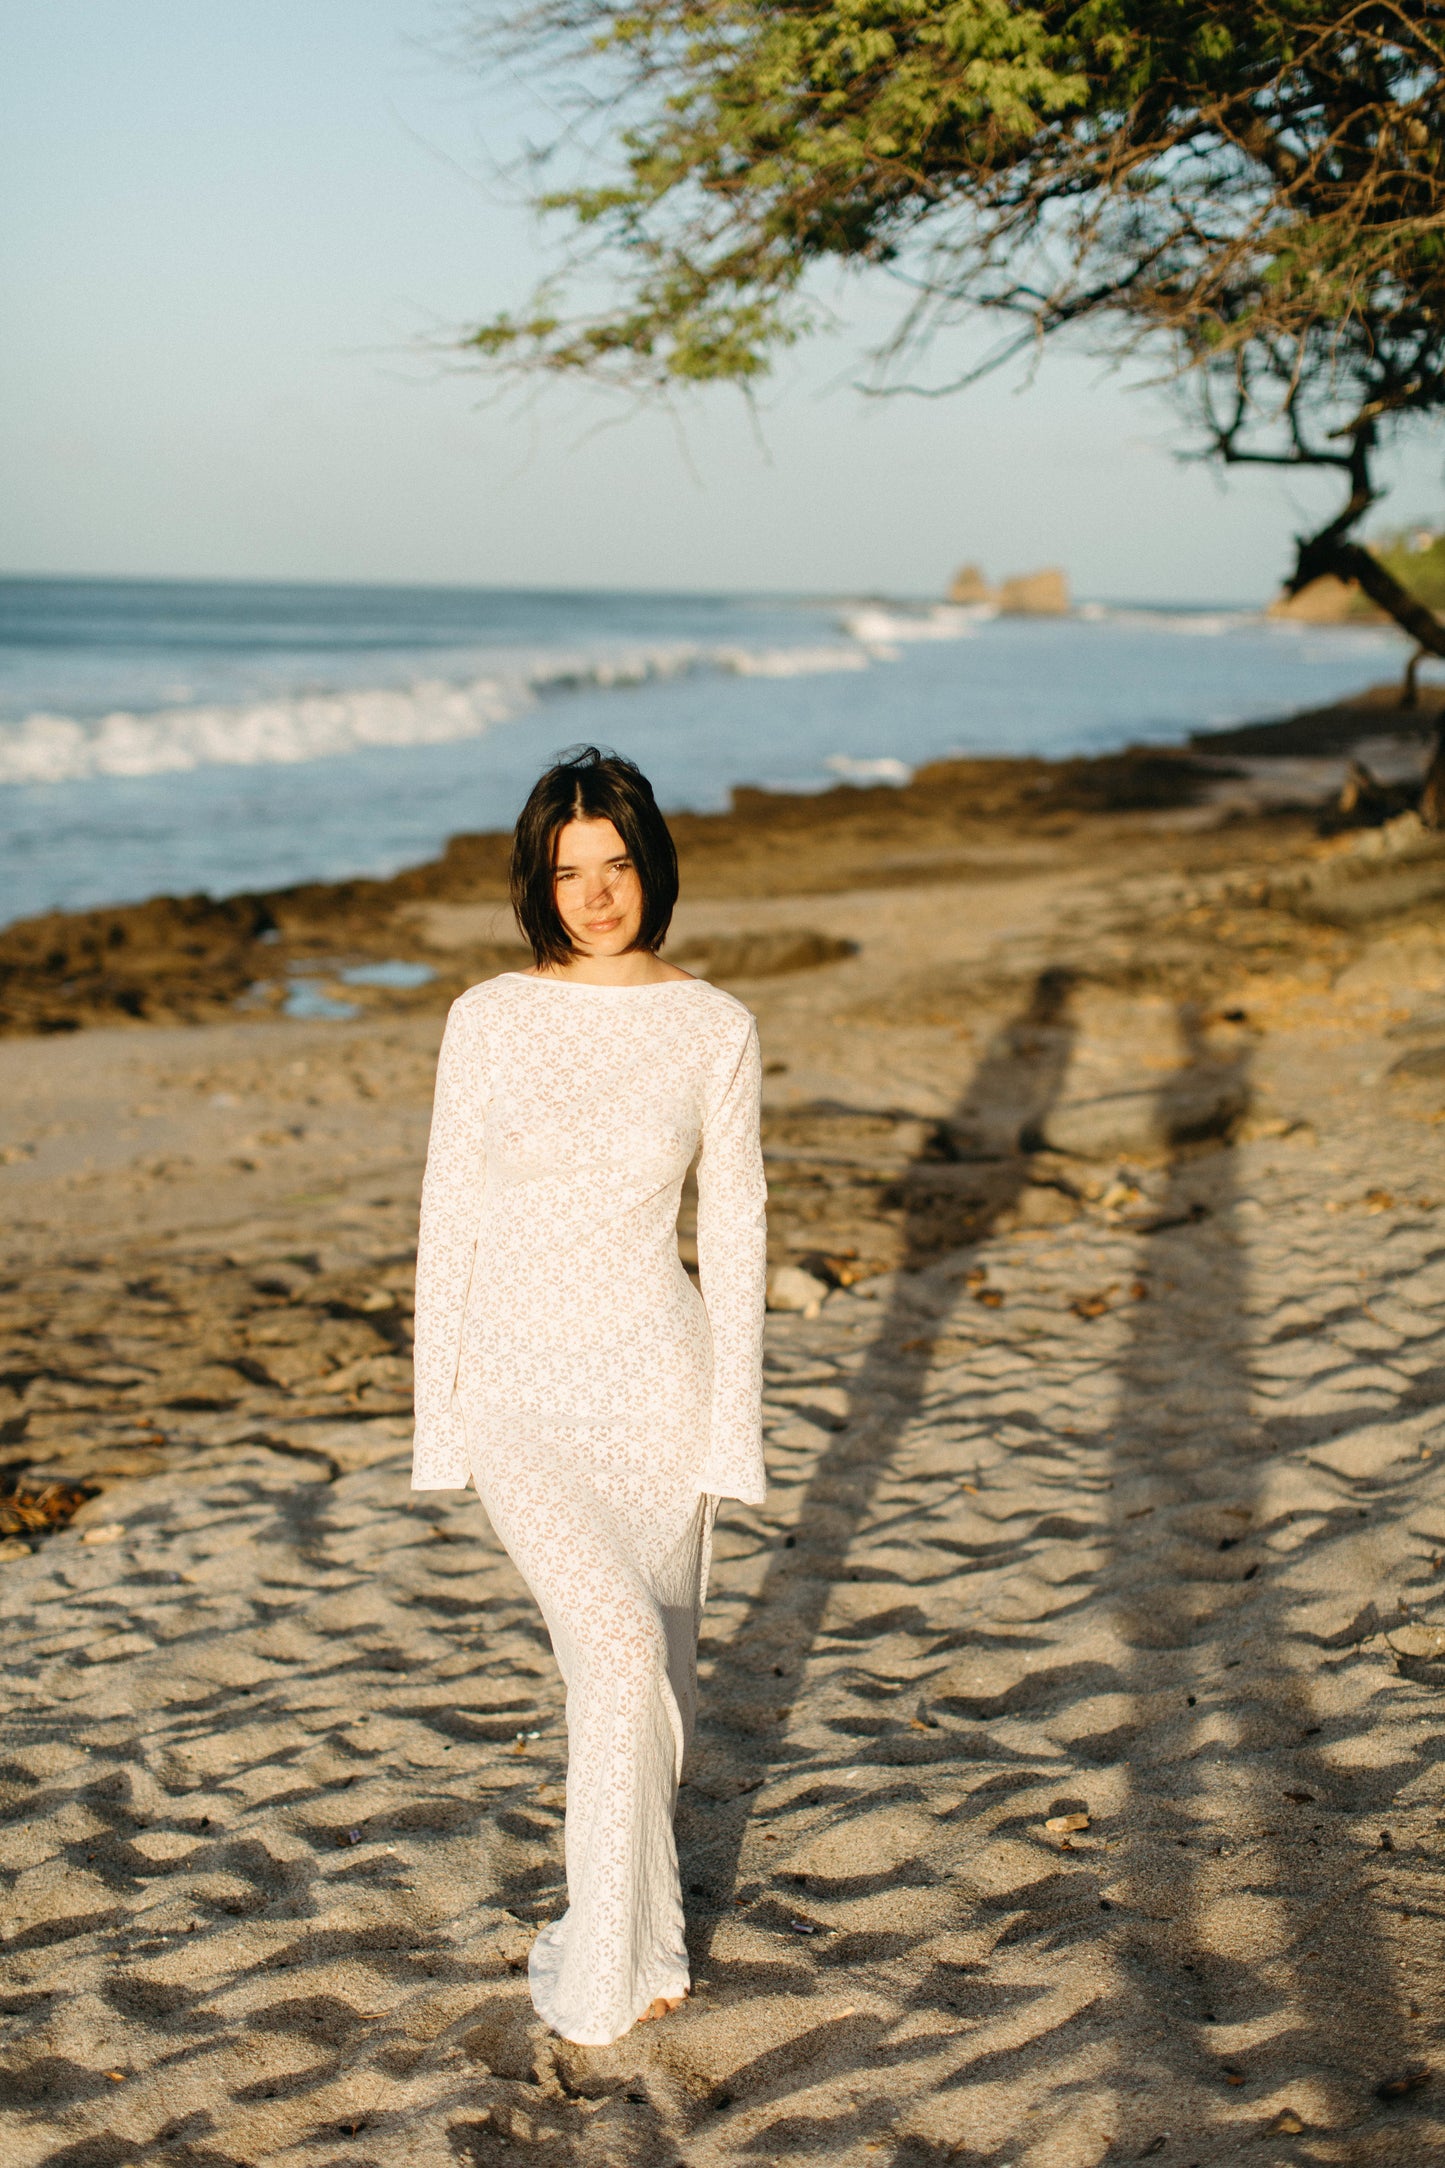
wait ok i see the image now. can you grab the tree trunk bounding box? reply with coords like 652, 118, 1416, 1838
1403, 646, 1425, 710
1422, 727, 1445, 832
1312, 540, 1445, 660
1291, 536, 1445, 830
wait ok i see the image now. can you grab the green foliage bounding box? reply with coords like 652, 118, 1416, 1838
458, 0, 1445, 649
1376, 534, 1445, 614
462, 0, 1445, 441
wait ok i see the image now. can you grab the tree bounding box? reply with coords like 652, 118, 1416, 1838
463, 1, 1445, 794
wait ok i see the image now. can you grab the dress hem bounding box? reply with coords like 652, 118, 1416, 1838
528, 1922, 692, 2047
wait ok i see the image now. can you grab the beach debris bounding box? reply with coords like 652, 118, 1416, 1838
1376, 2064, 1431, 2100
1044, 1812, 1090, 1836
786, 1918, 820, 1935
1272, 2109, 1305, 2134
1387, 1624, 1445, 1663
1222, 2067, 1246, 2087
1318, 757, 1417, 836
79, 1523, 127, 1546
0, 1538, 32, 1562
0, 1479, 99, 1542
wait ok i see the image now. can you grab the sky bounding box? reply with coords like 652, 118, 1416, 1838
3, 0, 1440, 603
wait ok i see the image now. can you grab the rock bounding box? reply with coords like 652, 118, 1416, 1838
995, 1182, 1080, 1231
251, 1261, 316, 1299
997, 567, 1070, 616
946, 564, 1071, 617
671, 930, 856, 981
1025, 1074, 1247, 1159
947, 563, 995, 606
767, 1265, 830, 1316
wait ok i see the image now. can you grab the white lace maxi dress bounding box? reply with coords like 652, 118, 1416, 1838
411, 972, 767, 2046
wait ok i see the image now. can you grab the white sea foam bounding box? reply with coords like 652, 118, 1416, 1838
1077, 602, 1258, 635
727, 644, 870, 678
841, 603, 984, 651
0, 639, 869, 787
826, 754, 913, 785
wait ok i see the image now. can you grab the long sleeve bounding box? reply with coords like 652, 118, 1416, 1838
693, 1016, 767, 1504
412, 996, 488, 1489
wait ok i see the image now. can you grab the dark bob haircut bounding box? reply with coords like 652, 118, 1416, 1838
510, 745, 679, 968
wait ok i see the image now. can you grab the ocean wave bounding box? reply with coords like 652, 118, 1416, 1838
0, 639, 870, 787
1077, 602, 1259, 635
841, 603, 984, 649
726, 644, 870, 678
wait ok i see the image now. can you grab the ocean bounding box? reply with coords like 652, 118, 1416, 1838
0, 575, 1412, 927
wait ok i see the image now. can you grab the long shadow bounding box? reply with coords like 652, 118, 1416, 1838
683, 967, 1080, 1953
1092, 1008, 1420, 2150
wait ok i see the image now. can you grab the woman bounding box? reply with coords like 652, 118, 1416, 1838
411, 745, 767, 2047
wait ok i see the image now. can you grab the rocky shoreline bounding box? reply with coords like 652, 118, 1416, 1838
2, 678, 1440, 1041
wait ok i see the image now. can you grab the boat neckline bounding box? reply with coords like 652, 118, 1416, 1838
501, 971, 704, 991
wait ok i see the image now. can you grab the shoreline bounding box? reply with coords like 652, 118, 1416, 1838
2, 677, 1441, 1041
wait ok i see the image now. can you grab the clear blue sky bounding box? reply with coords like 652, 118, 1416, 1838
3, 1, 1438, 600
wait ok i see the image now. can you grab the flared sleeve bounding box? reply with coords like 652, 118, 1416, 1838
694, 1013, 768, 1504
412, 994, 489, 1490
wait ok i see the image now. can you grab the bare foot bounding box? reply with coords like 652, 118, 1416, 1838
636, 1993, 687, 2024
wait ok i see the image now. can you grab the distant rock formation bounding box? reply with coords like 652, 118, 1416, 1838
998, 567, 1070, 616
947, 563, 1071, 615
1266, 574, 1386, 624
947, 563, 994, 606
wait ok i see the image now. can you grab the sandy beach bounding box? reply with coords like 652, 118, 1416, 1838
4, 697, 1445, 2165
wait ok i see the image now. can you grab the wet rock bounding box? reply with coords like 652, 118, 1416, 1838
672, 929, 857, 981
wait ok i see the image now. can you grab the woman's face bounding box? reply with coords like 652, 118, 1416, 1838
552, 817, 644, 955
